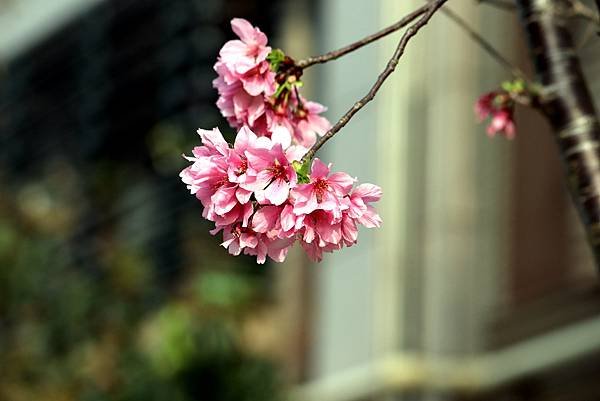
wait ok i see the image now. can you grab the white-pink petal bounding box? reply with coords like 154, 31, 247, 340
328, 172, 356, 195
310, 158, 330, 179
271, 125, 292, 149
264, 178, 290, 206
352, 183, 383, 202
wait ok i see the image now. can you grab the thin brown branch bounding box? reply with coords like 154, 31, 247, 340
295, 4, 431, 69
300, 0, 448, 164
439, 5, 529, 80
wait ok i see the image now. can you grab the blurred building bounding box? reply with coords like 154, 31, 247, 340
282, 1, 600, 401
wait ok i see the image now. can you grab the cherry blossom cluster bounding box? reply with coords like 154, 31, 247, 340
181, 18, 382, 264
212, 18, 331, 148
180, 127, 382, 264
475, 90, 516, 139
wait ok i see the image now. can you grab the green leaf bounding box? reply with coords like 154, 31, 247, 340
267, 49, 286, 72
513, 78, 526, 92
501, 78, 527, 94
195, 271, 255, 308
293, 160, 311, 184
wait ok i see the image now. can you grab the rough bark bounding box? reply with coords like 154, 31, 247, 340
516, 0, 600, 269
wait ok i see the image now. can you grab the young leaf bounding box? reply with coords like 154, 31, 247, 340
292, 160, 311, 183
267, 49, 286, 72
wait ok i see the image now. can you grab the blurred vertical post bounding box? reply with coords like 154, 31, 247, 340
377, 0, 512, 356
313, 0, 382, 377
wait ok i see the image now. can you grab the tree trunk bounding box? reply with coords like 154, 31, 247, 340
516, 0, 600, 270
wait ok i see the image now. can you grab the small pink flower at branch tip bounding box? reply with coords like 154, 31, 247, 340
475, 91, 516, 140
487, 108, 516, 139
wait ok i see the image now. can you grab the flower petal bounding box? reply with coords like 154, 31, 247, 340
264, 178, 290, 206
310, 158, 330, 179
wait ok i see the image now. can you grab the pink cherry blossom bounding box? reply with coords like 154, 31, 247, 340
487, 109, 516, 139
300, 209, 342, 246
293, 99, 331, 147
213, 18, 332, 148
251, 205, 282, 234
208, 202, 254, 229
219, 221, 294, 264
475, 91, 516, 139
244, 235, 295, 264
220, 224, 259, 256
340, 184, 383, 247
266, 108, 294, 148
246, 143, 297, 206
180, 128, 247, 208
346, 184, 383, 221
227, 126, 270, 185
181, 17, 384, 264
213, 18, 275, 132
219, 18, 271, 75
474, 92, 496, 121
292, 158, 355, 219
181, 127, 383, 263
213, 72, 270, 129
300, 236, 341, 263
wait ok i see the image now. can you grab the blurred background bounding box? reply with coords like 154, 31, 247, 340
1, 0, 600, 400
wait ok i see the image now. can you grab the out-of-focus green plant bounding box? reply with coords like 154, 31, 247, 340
0, 148, 284, 401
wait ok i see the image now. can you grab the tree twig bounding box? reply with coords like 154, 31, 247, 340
439, 5, 529, 80
300, 0, 448, 164
295, 4, 431, 69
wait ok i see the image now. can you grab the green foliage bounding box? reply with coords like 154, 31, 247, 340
501, 78, 526, 93
195, 271, 257, 309
501, 77, 541, 97
266, 49, 286, 72
292, 160, 311, 183
0, 151, 284, 401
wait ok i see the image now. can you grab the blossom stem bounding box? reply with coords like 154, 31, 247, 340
300, 0, 448, 164
294, 84, 304, 110
295, 4, 431, 69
